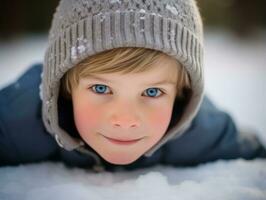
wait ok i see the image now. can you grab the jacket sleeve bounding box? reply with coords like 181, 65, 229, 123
0, 64, 58, 166
162, 95, 266, 166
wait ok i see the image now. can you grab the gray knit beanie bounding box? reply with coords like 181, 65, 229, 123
40, 0, 204, 157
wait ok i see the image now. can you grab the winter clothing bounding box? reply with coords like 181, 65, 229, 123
0, 64, 265, 171
1, 0, 266, 171
41, 0, 204, 156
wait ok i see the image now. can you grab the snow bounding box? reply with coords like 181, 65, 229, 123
204, 30, 266, 146
0, 159, 265, 199
110, 0, 121, 4
0, 30, 266, 199
71, 38, 88, 61
166, 4, 179, 15
77, 45, 86, 55
71, 46, 78, 60
139, 9, 146, 13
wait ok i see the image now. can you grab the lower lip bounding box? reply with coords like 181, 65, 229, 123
102, 135, 142, 145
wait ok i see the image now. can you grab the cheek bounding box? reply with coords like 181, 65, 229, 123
73, 99, 102, 136
148, 106, 172, 132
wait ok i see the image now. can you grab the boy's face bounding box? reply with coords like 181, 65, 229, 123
71, 55, 179, 165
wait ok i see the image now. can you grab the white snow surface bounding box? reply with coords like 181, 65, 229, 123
0, 159, 266, 200
0, 30, 266, 199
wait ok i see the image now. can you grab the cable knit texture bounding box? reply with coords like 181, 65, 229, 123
41, 0, 205, 157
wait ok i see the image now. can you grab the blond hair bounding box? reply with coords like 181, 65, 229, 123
60, 47, 191, 99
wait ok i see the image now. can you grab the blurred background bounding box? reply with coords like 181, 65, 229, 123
1, 0, 266, 38
0, 0, 265, 143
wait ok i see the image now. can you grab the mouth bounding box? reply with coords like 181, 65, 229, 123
100, 134, 143, 145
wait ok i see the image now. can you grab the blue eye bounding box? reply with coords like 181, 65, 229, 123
90, 85, 163, 98
91, 84, 110, 94
144, 88, 162, 97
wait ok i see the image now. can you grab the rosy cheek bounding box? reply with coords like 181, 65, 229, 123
148, 108, 172, 132
73, 101, 101, 136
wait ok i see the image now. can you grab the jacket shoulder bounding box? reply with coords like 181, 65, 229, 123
0, 63, 58, 166
0, 63, 42, 102
162, 95, 266, 166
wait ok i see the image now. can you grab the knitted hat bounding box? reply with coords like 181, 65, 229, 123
40, 0, 204, 157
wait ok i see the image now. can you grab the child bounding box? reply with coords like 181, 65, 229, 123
0, 0, 265, 172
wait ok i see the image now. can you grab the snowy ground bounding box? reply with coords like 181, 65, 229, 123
0, 31, 266, 199
0, 159, 266, 200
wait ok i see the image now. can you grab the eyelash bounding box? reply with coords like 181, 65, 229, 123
88, 84, 164, 98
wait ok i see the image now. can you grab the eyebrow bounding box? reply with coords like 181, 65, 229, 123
85, 74, 177, 86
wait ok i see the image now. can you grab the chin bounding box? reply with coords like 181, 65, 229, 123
101, 153, 141, 165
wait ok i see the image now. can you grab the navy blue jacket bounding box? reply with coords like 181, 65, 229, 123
0, 63, 265, 171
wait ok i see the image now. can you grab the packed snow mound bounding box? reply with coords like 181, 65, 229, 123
0, 159, 266, 200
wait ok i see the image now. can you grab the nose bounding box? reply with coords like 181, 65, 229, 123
110, 105, 140, 129
111, 116, 139, 129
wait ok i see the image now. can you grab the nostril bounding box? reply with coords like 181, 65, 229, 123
114, 123, 137, 128
111, 117, 140, 129
113, 123, 134, 127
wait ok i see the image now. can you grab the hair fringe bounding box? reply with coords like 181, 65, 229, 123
60, 47, 191, 100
